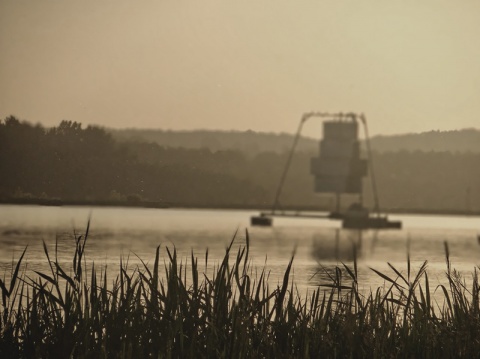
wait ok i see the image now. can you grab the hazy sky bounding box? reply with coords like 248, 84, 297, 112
1, 0, 479, 136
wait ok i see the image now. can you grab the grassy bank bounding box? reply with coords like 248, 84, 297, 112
1, 226, 480, 358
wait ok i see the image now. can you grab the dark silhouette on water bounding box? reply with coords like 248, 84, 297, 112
251, 112, 401, 229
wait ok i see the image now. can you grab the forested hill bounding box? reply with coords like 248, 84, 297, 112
370, 129, 480, 153
2, 117, 480, 214
110, 128, 480, 155
110, 129, 318, 156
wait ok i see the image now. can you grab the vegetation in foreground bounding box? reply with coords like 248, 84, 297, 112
1, 227, 480, 358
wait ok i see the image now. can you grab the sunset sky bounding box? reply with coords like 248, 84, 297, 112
1, 0, 479, 137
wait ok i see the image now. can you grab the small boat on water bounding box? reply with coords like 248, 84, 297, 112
251, 112, 401, 230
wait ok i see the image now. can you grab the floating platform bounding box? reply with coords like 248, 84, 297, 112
340, 204, 402, 229
250, 209, 401, 230
342, 215, 401, 229
249, 112, 402, 230
250, 211, 331, 227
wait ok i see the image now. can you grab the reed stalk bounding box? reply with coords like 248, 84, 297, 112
1, 227, 480, 358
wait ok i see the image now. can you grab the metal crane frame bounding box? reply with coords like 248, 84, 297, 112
270, 112, 380, 216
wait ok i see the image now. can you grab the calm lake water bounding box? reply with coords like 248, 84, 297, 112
1, 204, 480, 298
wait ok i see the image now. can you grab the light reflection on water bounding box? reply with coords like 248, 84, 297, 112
1, 205, 480, 302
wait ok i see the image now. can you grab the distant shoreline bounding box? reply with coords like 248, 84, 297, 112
0, 198, 170, 209
1, 198, 479, 218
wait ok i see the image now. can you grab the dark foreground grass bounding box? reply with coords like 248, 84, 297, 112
1, 226, 480, 358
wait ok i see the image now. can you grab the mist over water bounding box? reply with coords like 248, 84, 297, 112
1, 205, 479, 301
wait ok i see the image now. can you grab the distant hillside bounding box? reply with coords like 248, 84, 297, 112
110, 129, 318, 156
110, 128, 480, 155
369, 128, 480, 153
3, 118, 480, 213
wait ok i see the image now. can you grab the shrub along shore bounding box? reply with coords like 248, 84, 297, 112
1, 226, 480, 358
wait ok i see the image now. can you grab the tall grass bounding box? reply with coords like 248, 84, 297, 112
1, 225, 480, 358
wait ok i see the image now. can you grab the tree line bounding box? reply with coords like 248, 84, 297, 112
1, 116, 479, 213
0, 117, 267, 207
111, 127, 480, 156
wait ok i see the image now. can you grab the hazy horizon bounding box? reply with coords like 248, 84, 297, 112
2, 1, 480, 137
5, 116, 479, 139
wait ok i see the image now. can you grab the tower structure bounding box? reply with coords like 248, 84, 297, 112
310, 119, 367, 195
251, 112, 401, 229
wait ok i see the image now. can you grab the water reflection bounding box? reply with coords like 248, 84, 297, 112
311, 229, 365, 262
0, 205, 479, 298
